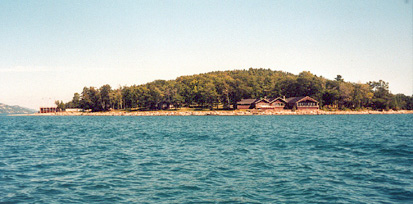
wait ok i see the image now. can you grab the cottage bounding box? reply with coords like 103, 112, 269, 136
285, 96, 319, 110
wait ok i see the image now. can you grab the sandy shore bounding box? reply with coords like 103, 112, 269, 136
17, 109, 413, 116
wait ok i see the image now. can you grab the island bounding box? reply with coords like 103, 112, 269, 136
35, 68, 412, 115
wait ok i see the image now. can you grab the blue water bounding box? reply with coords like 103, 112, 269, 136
0, 115, 412, 203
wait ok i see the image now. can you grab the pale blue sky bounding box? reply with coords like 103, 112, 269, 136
0, 0, 412, 109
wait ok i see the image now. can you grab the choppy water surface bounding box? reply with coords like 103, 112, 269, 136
0, 115, 412, 203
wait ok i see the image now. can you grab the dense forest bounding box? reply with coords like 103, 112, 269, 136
57, 68, 413, 111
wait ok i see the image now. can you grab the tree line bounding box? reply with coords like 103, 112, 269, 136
56, 68, 413, 111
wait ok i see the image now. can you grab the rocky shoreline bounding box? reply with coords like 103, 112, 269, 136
18, 109, 413, 116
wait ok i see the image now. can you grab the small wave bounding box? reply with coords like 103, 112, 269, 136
1, 114, 412, 203
178, 185, 202, 191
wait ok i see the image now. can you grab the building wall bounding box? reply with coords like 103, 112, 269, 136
237, 97, 319, 110
297, 106, 319, 110
237, 105, 251, 109
296, 100, 319, 110
65, 108, 82, 112
40, 107, 58, 113
270, 101, 286, 110
255, 101, 272, 109
238, 101, 286, 110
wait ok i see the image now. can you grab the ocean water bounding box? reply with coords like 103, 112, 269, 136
0, 115, 412, 204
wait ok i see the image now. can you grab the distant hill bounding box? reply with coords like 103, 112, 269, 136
0, 103, 36, 114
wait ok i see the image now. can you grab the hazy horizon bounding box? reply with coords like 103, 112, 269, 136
1, 0, 412, 110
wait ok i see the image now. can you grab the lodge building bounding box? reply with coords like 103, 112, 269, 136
237, 96, 319, 110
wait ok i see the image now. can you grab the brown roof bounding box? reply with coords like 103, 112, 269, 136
238, 96, 317, 105
285, 96, 318, 104
268, 97, 287, 103
238, 97, 287, 105
237, 99, 258, 105
285, 96, 306, 104
254, 98, 271, 103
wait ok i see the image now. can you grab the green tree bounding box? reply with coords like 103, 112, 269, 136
322, 89, 340, 107
199, 80, 219, 109
295, 71, 323, 98
335, 75, 344, 82
89, 87, 102, 112
55, 100, 65, 111
122, 86, 140, 109
61, 68, 408, 111
322, 80, 340, 108
80, 87, 92, 110
163, 81, 183, 109
146, 83, 163, 109
100, 84, 112, 111
213, 74, 233, 109
368, 80, 391, 110
338, 82, 354, 109
110, 87, 123, 110
72, 93, 80, 108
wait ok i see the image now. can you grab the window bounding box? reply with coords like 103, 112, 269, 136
273, 103, 284, 107
298, 102, 317, 107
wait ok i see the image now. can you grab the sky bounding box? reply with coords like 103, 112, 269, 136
0, 0, 412, 110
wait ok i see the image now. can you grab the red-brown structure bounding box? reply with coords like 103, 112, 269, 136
285, 96, 319, 110
237, 99, 258, 109
39, 107, 60, 113
254, 99, 272, 109
237, 96, 318, 110
268, 97, 287, 110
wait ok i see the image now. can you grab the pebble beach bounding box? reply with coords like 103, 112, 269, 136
27, 109, 413, 116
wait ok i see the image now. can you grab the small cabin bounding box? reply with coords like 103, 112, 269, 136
285, 96, 319, 110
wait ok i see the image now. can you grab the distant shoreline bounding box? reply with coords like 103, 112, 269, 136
10, 110, 413, 116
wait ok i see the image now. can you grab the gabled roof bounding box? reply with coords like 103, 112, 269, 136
285, 96, 306, 104
254, 98, 271, 103
237, 99, 258, 105
268, 97, 287, 103
238, 96, 318, 105
285, 96, 318, 104
237, 98, 272, 105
